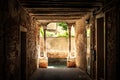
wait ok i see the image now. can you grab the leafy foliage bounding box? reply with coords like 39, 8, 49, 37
40, 27, 44, 37
57, 22, 68, 31
57, 31, 68, 38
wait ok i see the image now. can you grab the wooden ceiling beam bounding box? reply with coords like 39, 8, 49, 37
29, 12, 86, 16
37, 19, 78, 24
20, 1, 102, 8
34, 15, 82, 20
19, 0, 102, 20
26, 8, 93, 13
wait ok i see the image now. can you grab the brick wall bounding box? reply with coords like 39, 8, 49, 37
0, 0, 38, 80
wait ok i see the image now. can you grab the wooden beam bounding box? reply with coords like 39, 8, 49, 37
37, 20, 78, 25
34, 15, 83, 20
29, 13, 86, 16
20, 1, 102, 8
26, 8, 93, 12
27, 9, 92, 14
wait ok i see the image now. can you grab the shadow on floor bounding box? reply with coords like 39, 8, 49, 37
30, 68, 92, 80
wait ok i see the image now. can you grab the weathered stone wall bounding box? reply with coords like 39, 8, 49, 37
46, 37, 75, 51
102, 0, 119, 80
47, 52, 68, 58
40, 37, 75, 58
75, 18, 87, 71
0, 0, 38, 80
46, 37, 69, 51
105, 8, 117, 80
27, 17, 38, 79
90, 16, 96, 79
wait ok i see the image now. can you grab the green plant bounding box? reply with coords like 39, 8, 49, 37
57, 31, 68, 38
57, 22, 68, 31
40, 27, 44, 37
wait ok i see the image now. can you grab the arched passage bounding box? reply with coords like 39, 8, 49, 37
38, 22, 76, 68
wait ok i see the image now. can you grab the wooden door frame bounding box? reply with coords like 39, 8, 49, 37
20, 26, 27, 80
95, 13, 106, 80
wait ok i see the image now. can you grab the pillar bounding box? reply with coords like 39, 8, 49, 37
68, 25, 71, 58
67, 23, 76, 67
43, 26, 47, 57
35, 22, 41, 68
39, 23, 48, 68
75, 17, 87, 71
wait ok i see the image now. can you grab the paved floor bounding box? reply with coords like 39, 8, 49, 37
30, 68, 91, 80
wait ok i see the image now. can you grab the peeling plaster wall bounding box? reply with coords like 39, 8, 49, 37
0, 0, 38, 80
75, 18, 87, 72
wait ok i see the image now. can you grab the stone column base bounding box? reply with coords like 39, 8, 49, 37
39, 57, 48, 68
67, 57, 76, 67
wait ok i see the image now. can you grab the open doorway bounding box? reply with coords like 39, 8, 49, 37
21, 32, 27, 80
96, 17, 104, 80
86, 25, 91, 75
39, 22, 76, 68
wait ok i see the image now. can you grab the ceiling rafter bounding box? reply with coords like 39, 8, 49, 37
20, 0, 102, 8
26, 8, 93, 13
19, 0, 103, 21
34, 15, 82, 20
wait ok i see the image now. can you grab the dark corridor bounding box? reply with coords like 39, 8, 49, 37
0, 0, 120, 80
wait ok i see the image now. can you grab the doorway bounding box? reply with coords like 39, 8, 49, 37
86, 26, 91, 74
21, 32, 26, 80
96, 17, 104, 80
39, 22, 76, 68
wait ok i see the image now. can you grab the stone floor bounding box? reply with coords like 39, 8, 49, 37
30, 68, 92, 80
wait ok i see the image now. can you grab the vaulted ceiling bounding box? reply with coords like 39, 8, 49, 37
19, 0, 103, 23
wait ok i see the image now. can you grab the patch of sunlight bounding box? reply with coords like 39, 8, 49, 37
48, 66, 56, 68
